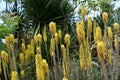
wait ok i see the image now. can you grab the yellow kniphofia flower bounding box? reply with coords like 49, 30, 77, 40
107, 27, 113, 40
113, 23, 119, 33
81, 5, 86, 20
87, 16, 92, 34
79, 44, 84, 70
55, 33, 58, 45
102, 12, 108, 24
97, 41, 106, 62
11, 71, 18, 80
64, 33, 71, 47
37, 34, 42, 45
95, 26, 102, 43
43, 25, 47, 43
76, 21, 85, 44
42, 59, 49, 76
20, 70, 25, 78
49, 21, 56, 36
19, 53, 24, 68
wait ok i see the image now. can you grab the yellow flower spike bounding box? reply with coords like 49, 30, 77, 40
35, 54, 44, 80
108, 49, 112, 65
107, 27, 113, 40
58, 29, 62, 41
64, 33, 71, 47
86, 38, 91, 71
76, 21, 85, 44
95, 26, 102, 43
42, 59, 49, 76
31, 39, 34, 57
37, 47, 41, 54
50, 39, 55, 57
102, 12, 108, 24
20, 70, 25, 78
55, 33, 58, 45
113, 23, 119, 33
11, 71, 18, 80
49, 21, 56, 36
62, 77, 68, 80
43, 25, 47, 43
1, 50, 8, 67
6, 36, 10, 49
19, 53, 24, 68
81, 5, 86, 20
9, 34, 14, 45
37, 34, 42, 45
97, 41, 106, 62
61, 44, 68, 78
79, 44, 84, 70
93, 20, 96, 40
87, 16, 92, 34
21, 42, 26, 53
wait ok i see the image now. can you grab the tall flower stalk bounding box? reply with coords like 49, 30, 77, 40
49, 21, 57, 79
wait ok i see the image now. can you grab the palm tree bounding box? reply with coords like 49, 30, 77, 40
21, 0, 75, 32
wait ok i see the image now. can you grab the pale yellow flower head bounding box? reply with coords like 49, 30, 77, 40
64, 33, 71, 47
6, 36, 10, 49
11, 71, 18, 80
87, 16, 92, 34
79, 44, 84, 70
97, 41, 106, 61
95, 26, 102, 43
81, 5, 86, 20
43, 25, 47, 42
9, 34, 14, 45
113, 23, 119, 33
102, 12, 108, 24
107, 27, 113, 40
76, 21, 85, 44
49, 21, 56, 36
55, 33, 58, 45
42, 59, 49, 76
19, 53, 24, 68
20, 70, 25, 78
62, 77, 68, 80
1, 50, 8, 64
37, 34, 42, 44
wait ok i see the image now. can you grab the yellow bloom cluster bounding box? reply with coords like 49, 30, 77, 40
107, 27, 113, 40
61, 44, 68, 79
102, 12, 108, 24
87, 16, 92, 34
64, 33, 71, 47
94, 27, 102, 43
11, 71, 18, 80
49, 21, 56, 36
79, 44, 84, 70
81, 5, 86, 20
113, 23, 119, 33
35, 53, 49, 80
43, 25, 47, 43
76, 21, 85, 44
1, 50, 8, 67
6, 34, 14, 49
97, 41, 106, 62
